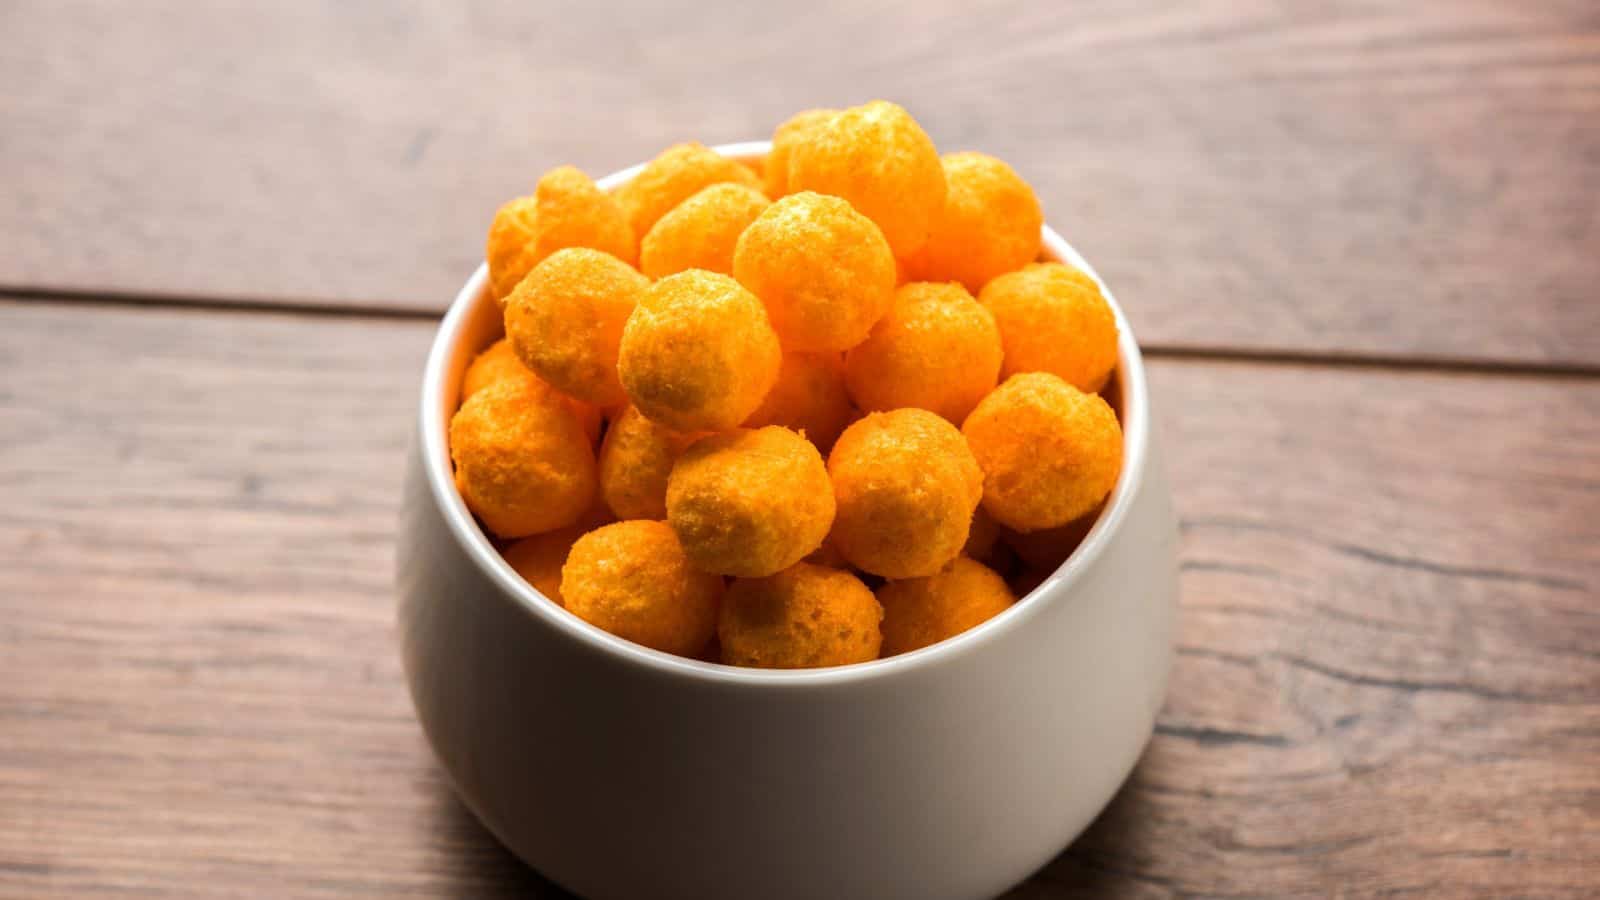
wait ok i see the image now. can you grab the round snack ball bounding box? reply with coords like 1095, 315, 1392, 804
732, 192, 896, 352
980, 263, 1119, 393
878, 557, 1016, 656
485, 166, 636, 303
1001, 504, 1102, 570
450, 377, 598, 539
666, 427, 835, 578
640, 183, 770, 279
598, 405, 703, 521
506, 247, 647, 408
903, 152, 1043, 292
844, 281, 1003, 424
617, 270, 781, 432
501, 523, 591, 607
786, 100, 946, 258
964, 372, 1123, 532
742, 351, 856, 453
827, 409, 983, 579
460, 339, 602, 443
718, 563, 882, 668
561, 520, 723, 657
764, 108, 838, 198
616, 142, 763, 241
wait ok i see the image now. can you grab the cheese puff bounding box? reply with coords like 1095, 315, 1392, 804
666, 427, 835, 577
450, 377, 597, 539
962, 505, 1002, 564
615, 142, 763, 240
640, 182, 770, 278
786, 100, 946, 258
500, 515, 605, 607
485, 166, 635, 303
1001, 506, 1103, 572
506, 247, 647, 408
980, 262, 1119, 393
742, 351, 856, 453
878, 557, 1016, 656
718, 562, 881, 668
460, 338, 602, 443
561, 520, 722, 657
902, 152, 1043, 292
732, 191, 896, 352
963, 373, 1122, 532
618, 270, 781, 431
844, 281, 1003, 424
827, 409, 983, 579
764, 108, 838, 198
598, 404, 704, 521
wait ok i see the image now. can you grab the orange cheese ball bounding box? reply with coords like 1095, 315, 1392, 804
827, 409, 983, 579
460, 338, 602, 443
980, 263, 1119, 393
1002, 506, 1102, 571
732, 192, 897, 353
597, 404, 703, 521
505, 247, 647, 409
786, 100, 946, 258
878, 557, 1016, 656
615, 142, 763, 241
718, 562, 882, 668
561, 520, 723, 657
764, 108, 838, 198
450, 377, 598, 539
501, 522, 596, 607
617, 270, 782, 431
903, 152, 1043, 292
485, 166, 636, 304
640, 183, 770, 279
963, 372, 1123, 532
666, 427, 835, 577
742, 351, 856, 453
844, 281, 1003, 424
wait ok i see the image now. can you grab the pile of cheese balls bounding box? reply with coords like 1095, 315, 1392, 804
451, 101, 1123, 669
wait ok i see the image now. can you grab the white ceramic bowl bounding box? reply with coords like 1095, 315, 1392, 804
397, 142, 1179, 900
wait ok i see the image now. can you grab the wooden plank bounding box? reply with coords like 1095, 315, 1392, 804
0, 299, 1595, 897
2, 0, 1598, 366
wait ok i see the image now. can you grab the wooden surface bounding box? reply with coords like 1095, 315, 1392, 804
1, 300, 1595, 897
4, 0, 1599, 367
3, 2, 1598, 898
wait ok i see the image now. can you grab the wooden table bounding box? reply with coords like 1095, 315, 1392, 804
2, 2, 1596, 896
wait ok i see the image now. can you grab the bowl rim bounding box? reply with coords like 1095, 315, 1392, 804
416, 140, 1151, 688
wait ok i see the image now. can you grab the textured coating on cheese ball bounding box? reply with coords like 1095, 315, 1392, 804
640, 183, 770, 279
878, 557, 1015, 656
742, 351, 856, 453
561, 520, 722, 656
732, 192, 896, 352
666, 427, 835, 577
618, 270, 782, 431
844, 281, 1003, 424
827, 409, 983, 579
461, 338, 602, 443
597, 405, 703, 521
980, 263, 1119, 393
903, 152, 1042, 292
963, 373, 1123, 532
501, 523, 590, 607
786, 100, 946, 258
718, 563, 882, 668
450, 377, 598, 539
616, 143, 763, 241
485, 166, 635, 303
505, 248, 646, 409
764, 108, 838, 198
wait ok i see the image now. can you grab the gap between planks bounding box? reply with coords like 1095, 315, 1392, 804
3, 285, 1597, 381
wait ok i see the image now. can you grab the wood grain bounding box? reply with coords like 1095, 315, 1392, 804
3, 0, 1598, 366
0, 299, 1594, 897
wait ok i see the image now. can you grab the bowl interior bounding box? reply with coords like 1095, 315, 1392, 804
417, 141, 1151, 684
